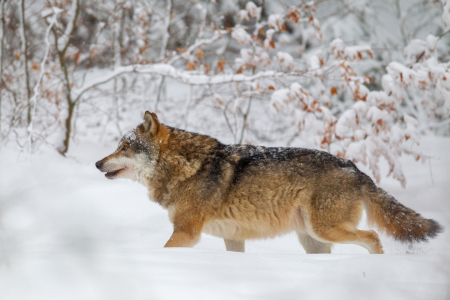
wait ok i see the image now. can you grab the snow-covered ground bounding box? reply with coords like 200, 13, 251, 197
0, 134, 449, 300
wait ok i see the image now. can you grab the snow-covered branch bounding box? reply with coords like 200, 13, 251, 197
57, 0, 79, 53
27, 8, 61, 151
168, 30, 226, 65
73, 66, 136, 101
74, 64, 291, 100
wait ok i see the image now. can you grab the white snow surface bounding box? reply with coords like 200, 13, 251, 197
1, 136, 449, 300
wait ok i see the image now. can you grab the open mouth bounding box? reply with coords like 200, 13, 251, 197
105, 168, 125, 179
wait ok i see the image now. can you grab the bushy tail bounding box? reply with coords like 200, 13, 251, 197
364, 187, 443, 243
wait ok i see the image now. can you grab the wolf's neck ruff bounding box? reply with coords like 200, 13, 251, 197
95, 111, 443, 254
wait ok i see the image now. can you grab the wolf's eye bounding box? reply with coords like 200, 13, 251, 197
121, 145, 129, 151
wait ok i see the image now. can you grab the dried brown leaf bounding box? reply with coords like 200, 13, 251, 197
330, 86, 338, 95
196, 49, 204, 59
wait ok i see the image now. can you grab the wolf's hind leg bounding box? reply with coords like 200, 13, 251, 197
307, 187, 383, 254
296, 232, 332, 254
224, 239, 245, 252
314, 225, 384, 254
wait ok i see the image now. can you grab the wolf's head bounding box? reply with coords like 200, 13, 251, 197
95, 111, 161, 183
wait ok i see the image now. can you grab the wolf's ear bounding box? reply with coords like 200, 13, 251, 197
143, 111, 160, 136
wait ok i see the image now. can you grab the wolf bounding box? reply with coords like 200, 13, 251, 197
95, 111, 443, 254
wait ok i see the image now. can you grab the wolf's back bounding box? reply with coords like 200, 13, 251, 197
363, 187, 443, 243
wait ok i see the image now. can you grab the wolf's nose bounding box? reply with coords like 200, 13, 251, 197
95, 160, 103, 170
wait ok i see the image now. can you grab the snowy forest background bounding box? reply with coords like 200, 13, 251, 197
1, 1, 450, 299
1, 0, 450, 186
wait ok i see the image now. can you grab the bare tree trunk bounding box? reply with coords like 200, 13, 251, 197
58, 49, 76, 155
154, 0, 172, 112
61, 100, 76, 155
112, 3, 125, 136
113, 3, 125, 67
55, 0, 80, 155
154, 76, 165, 112
183, 84, 193, 129
395, 0, 408, 47
238, 95, 253, 144
19, 0, 31, 125
113, 78, 122, 136
238, 66, 256, 144
160, 0, 172, 58
117, 8, 125, 66
0, 0, 6, 137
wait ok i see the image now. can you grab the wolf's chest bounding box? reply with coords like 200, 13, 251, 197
166, 207, 247, 239
202, 219, 244, 239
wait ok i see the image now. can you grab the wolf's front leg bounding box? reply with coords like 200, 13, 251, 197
224, 239, 245, 252
164, 212, 204, 248
164, 231, 200, 247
